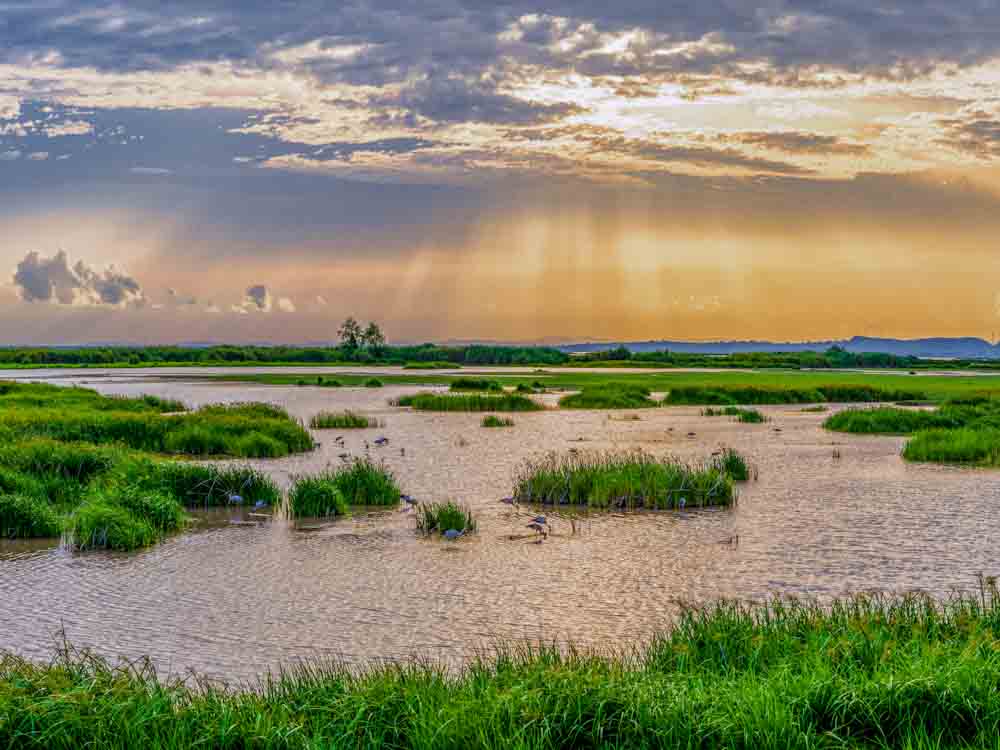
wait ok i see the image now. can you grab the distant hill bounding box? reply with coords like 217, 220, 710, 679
560, 336, 1000, 359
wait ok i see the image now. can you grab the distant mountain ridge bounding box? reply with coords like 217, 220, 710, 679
559, 336, 1000, 359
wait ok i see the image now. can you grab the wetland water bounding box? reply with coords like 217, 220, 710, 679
1, 368, 999, 682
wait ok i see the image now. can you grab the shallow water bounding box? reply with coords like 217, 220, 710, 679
1, 372, 999, 682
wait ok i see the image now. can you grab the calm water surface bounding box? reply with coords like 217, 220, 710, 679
1, 370, 998, 682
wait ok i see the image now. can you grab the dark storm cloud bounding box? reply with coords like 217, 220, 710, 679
2, 2, 999, 83
725, 132, 872, 156
0, 102, 440, 175
382, 76, 583, 125
13, 250, 145, 307
938, 111, 1000, 158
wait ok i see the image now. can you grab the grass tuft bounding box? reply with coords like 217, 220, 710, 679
415, 500, 477, 534
288, 474, 348, 518
309, 411, 381, 429
394, 393, 541, 412
559, 384, 657, 409
513, 450, 736, 509
449, 378, 502, 392
481, 415, 515, 428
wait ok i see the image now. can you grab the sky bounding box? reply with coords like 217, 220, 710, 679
1, 2, 1000, 345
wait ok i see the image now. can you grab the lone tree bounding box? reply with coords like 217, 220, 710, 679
338, 317, 363, 349
362, 322, 386, 351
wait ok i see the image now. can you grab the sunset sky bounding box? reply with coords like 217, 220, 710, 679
2, 2, 1000, 344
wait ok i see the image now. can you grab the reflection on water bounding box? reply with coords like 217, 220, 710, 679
1, 371, 999, 682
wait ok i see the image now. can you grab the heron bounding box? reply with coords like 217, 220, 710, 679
227, 493, 243, 504
254, 500, 268, 509
500, 496, 516, 505
402, 495, 419, 506
678, 497, 686, 509
532, 515, 547, 525
444, 529, 464, 540
375, 437, 389, 446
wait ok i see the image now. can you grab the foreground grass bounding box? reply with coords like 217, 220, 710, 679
513, 450, 740, 509
393, 393, 542, 412
6, 591, 1000, 748
288, 459, 401, 518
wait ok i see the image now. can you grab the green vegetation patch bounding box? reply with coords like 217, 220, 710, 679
288, 474, 348, 518
394, 393, 542, 412
309, 411, 380, 429
512, 450, 738, 509
825, 398, 1000, 467
0, 494, 62, 539
701, 406, 768, 423
559, 384, 657, 409
404, 361, 458, 369
903, 428, 1000, 465
481, 415, 515, 428
415, 500, 477, 535
10, 592, 1000, 747
449, 378, 502, 392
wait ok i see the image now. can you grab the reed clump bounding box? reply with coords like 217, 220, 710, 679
8, 592, 1000, 747
394, 393, 541, 412
559, 384, 657, 409
711, 448, 756, 481
701, 406, 768, 423
287, 474, 348, 518
364, 378, 384, 388
309, 411, 381, 429
415, 500, 477, 535
403, 361, 457, 370
449, 378, 502, 392
512, 450, 737, 509
665, 384, 926, 406
481, 415, 515, 428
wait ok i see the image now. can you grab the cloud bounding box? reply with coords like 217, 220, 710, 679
725, 132, 872, 157
243, 284, 272, 312
938, 109, 1000, 159
0, 150, 22, 161
27, 152, 50, 161
12, 251, 145, 308
383, 76, 583, 125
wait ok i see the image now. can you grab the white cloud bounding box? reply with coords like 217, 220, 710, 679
129, 166, 172, 175
42, 120, 94, 137
0, 150, 22, 161
12, 250, 145, 308
27, 152, 49, 161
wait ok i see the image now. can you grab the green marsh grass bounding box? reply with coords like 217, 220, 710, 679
559, 383, 657, 409
364, 378, 384, 388
711, 447, 756, 481
665, 383, 927, 406
394, 393, 541, 412
513, 450, 736, 509
112, 460, 280, 509
332, 457, 401, 505
414, 500, 477, 534
449, 378, 502, 392
0, 494, 62, 538
287, 474, 348, 518
701, 406, 768, 423
9, 591, 1000, 747
823, 406, 963, 434
403, 361, 457, 369
481, 415, 514, 428
70, 501, 159, 551
903, 428, 1000, 465
308, 411, 381, 429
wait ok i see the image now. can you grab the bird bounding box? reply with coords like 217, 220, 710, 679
526, 522, 548, 538
532, 515, 547, 525
227, 493, 243, 504
402, 495, 418, 506
444, 529, 463, 540
374, 437, 389, 446
338, 452, 350, 460
678, 497, 686, 509
500, 496, 516, 505
254, 500, 268, 509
